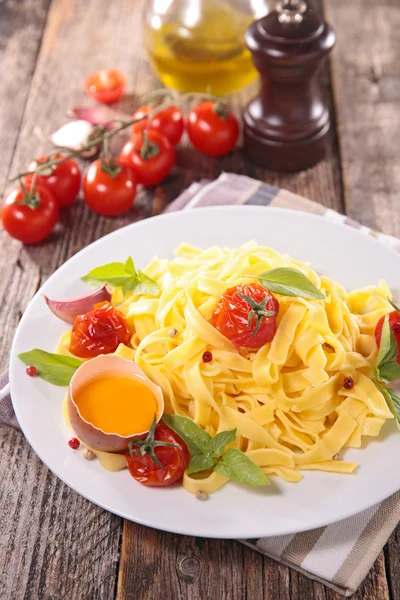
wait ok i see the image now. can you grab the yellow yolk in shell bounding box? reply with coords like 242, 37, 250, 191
75, 375, 158, 436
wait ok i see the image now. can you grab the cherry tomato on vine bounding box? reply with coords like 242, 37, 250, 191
69, 301, 131, 358
126, 420, 190, 487
375, 311, 400, 363
83, 158, 136, 216
1, 185, 59, 244
187, 101, 239, 157
84, 69, 127, 104
212, 283, 279, 350
24, 154, 81, 208
119, 130, 175, 187
131, 104, 184, 146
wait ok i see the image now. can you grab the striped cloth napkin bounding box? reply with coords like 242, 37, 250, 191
1, 172, 399, 596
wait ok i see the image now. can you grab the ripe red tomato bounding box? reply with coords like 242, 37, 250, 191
69, 301, 131, 358
131, 104, 184, 146
187, 101, 239, 157
375, 311, 400, 363
212, 283, 279, 350
24, 154, 81, 208
1, 186, 59, 244
83, 159, 136, 216
126, 421, 190, 487
84, 69, 127, 104
119, 130, 175, 187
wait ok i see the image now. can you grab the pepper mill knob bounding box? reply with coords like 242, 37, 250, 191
242, 1, 336, 172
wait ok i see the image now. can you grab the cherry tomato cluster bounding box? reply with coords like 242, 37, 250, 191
1, 83, 239, 245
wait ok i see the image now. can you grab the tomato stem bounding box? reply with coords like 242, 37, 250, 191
139, 132, 160, 160
128, 415, 180, 470
213, 102, 230, 120
237, 292, 277, 336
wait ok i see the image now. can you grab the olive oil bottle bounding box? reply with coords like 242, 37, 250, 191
143, 0, 270, 96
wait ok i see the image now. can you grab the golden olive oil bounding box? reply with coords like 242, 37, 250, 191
144, 1, 258, 96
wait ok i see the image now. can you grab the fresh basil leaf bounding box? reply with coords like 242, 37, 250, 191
162, 414, 212, 456
389, 298, 400, 316
377, 362, 400, 384
187, 454, 217, 475
378, 385, 400, 431
134, 271, 159, 296
125, 256, 136, 275
376, 316, 400, 383
81, 257, 158, 296
214, 448, 270, 486
18, 349, 82, 386
81, 261, 135, 289
210, 428, 237, 457
254, 267, 325, 300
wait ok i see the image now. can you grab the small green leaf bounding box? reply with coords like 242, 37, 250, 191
377, 362, 400, 384
389, 298, 400, 316
187, 454, 217, 475
376, 316, 400, 383
18, 349, 82, 386
254, 267, 325, 300
376, 316, 394, 366
81, 257, 158, 296
125, 256, 135, 275
210, 428, 237, 457
378, 385, 400, 430
162, 414, 212, 456
135, 271, 159, 296
214, 448, 270, 487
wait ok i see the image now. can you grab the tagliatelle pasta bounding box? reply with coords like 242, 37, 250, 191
60, 241, 395, 493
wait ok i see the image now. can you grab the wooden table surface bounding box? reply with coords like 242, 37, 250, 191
0, 0, 399, 598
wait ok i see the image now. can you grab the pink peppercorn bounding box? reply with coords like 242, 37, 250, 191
26, 365, 38, 377
202, 351, 213, 363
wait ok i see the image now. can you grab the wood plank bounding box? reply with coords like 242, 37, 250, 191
326, 0, 400, 235
0, 0, 51, 197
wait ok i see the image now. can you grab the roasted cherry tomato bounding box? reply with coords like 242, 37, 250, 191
84, 69, 127, 104
375, 311, 400, 363
83, 158, 136, 216
212, 283, 279, 350
1, 185, 59, 244
187, 101, 239, 157
24, 154, 81, 208
69, 301, 131, 358
131, 104, 184, 146
126, 421, 190, 487
119, 130, 175, 187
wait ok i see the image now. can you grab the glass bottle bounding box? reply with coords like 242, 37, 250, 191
143, 0, 271, 96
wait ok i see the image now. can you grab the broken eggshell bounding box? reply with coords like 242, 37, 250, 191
67, 354, 164, 453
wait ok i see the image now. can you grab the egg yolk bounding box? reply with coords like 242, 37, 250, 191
74, 375, 158, 436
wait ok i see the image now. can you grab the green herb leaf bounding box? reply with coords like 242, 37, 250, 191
377, 362, 400, 384
378, 385, 400, 430
254, 267, 325, 300
376, 316, 400, 383
210, 428, 237, 457
162, 414, 212, 456
18, 349, 82, 386
81, 257, 158, 296
134, 271, 159, 296
214, 448, 270, 486
187, 454, 217, 475
389, 298, 400, 316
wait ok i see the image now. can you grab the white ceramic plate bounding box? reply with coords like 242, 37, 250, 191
10, 206, 400, 539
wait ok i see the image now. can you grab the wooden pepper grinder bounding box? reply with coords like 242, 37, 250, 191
243, 0, 336, 172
